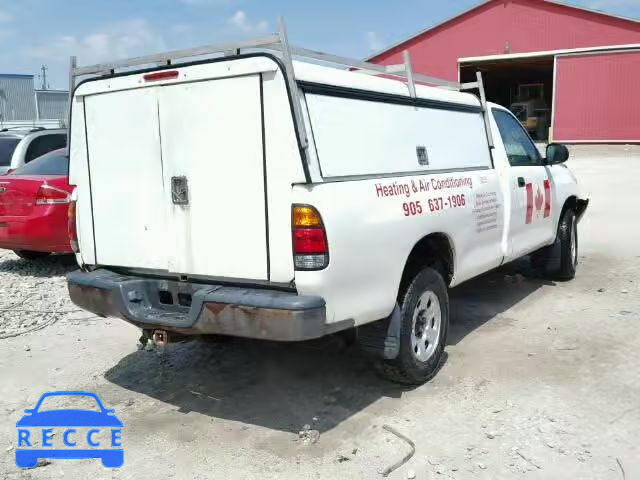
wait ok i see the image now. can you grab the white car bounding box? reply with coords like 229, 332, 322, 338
66, 33, 588, 384
0, 128, 67, 176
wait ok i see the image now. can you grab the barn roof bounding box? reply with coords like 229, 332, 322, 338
365, 0, 640, 61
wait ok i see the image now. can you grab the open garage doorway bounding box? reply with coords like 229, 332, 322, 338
460, 56, 554, 141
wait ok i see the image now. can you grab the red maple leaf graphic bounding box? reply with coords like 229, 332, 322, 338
534, 188, 544, 211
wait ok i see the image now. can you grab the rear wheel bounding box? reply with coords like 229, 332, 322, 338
378, 267, 449, 385
13, 250, 51, 260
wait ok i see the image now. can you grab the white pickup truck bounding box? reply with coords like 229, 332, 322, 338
66, 25, 588, 384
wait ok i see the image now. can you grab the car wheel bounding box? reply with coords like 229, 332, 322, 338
13, 250, 51, 260
531, 208, 577, 281
556, 209, 578, 280
377, 267, 449, 385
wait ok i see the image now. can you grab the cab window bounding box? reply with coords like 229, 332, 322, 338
492, 109, 542, 167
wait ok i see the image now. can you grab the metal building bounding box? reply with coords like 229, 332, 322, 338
35, 90, 70, 121
0, 74, 68, 129
0, 74, 37, 122
367, 0, 640, 143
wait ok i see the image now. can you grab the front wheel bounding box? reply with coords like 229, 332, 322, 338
13, 250, 51, 260
377, 267, 449, 385
532, 208, 578, 280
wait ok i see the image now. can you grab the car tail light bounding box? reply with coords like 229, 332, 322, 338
68, 197, 79, 253
292, 205, 328, 270
36, 184, 70, 205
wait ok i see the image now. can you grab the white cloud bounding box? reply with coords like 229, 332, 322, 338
26, 19, 166, 65
226, 10, 268, 33
366, 31, 384, 52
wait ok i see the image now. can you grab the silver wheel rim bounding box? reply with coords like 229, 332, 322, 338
411, 291, 442, 362
570, 219, 577, 266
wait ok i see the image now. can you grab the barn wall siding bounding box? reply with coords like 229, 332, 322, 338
553, 50, 640, 142
370, 0, 640, 81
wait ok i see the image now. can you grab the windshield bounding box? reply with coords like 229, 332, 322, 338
0, 137, 20, 167
11, 148, 68, 176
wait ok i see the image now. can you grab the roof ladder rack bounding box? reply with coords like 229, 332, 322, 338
277, 17, 308, 151
459, 72, 495, 149
67, 16, 494, 158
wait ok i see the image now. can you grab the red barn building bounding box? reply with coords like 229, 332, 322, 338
367, 0, 640, 143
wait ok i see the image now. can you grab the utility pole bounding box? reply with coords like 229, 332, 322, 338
40, 65, 48, 90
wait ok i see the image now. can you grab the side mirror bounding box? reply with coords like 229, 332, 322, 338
546, 143, 569, 165
23, 409, 34, 414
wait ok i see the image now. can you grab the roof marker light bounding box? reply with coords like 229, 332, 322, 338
143, 70, 179, 82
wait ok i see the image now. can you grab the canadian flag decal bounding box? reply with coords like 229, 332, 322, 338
525, 179, 552, 224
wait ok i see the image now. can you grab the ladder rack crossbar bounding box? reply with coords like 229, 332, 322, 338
68, 17, 494, 172
72, 35, 280, 77
69, 20, 462, 93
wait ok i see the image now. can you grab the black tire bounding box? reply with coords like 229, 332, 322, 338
531, 208, 577, 281
13, 250, 51, 260
378, 267, 449, 385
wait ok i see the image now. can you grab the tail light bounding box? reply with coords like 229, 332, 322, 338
292, 205, 328, 270
68, 197, 79, 253
36, 184, 70, 205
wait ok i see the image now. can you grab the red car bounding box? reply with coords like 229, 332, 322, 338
0, 148, 73, 260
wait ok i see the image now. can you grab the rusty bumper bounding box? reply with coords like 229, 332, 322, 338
67, 269, 327, 341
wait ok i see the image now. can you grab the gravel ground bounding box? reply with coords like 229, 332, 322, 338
0, 146, 639, 480
0, 251, 78, 340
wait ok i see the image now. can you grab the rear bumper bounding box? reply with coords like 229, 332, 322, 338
0, 208, 72, 253
67, 269, 327, 342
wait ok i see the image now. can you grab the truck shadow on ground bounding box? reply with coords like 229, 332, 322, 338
0, 253, 77, 278
104, 257, 553, 434
448, 257, 555, 346
105, 334, 405, 434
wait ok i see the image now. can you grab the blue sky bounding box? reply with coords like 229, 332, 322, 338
0, 0, 638, 88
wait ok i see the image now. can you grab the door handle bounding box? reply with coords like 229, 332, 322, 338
517, 177, 526, 188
